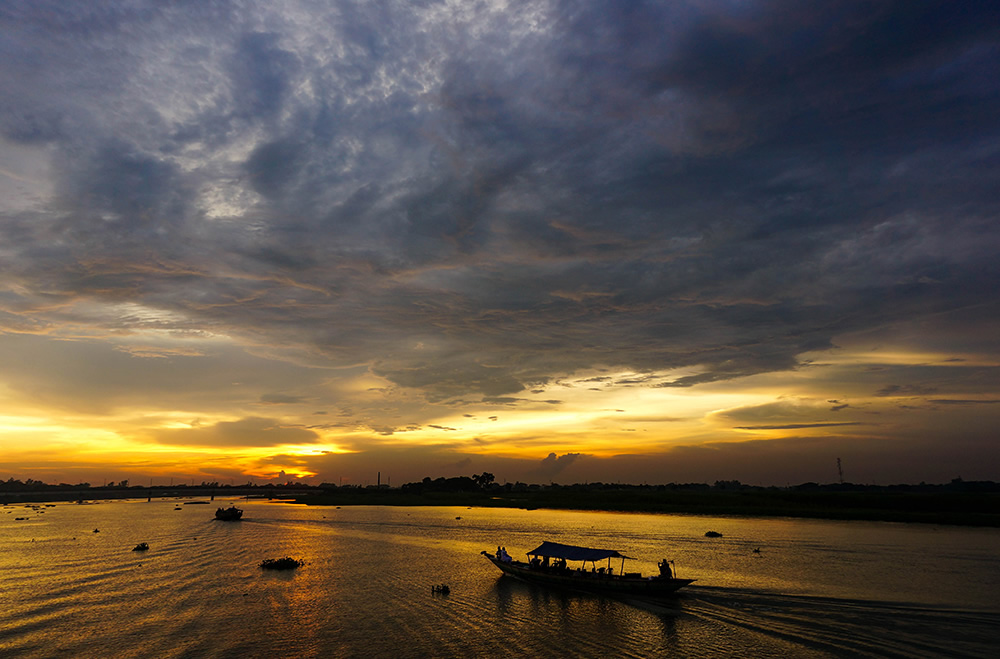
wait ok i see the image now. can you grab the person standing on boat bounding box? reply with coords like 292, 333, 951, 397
658, 559, 672, 578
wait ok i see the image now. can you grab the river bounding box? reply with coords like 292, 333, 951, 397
2, 499, 998, 657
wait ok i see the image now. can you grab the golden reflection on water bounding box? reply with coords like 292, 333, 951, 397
1, 500, 998, 657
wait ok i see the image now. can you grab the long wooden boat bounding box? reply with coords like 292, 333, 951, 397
482, 541, 694, 597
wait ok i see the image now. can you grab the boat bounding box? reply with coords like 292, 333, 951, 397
214, 505, 243, 521
481, 541, 694, 598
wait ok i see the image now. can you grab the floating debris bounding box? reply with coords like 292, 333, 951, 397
132, 542, 149, 551
431, 584, 450, 595
704, 531, 723, 538
215, 506, 243, 521
259, 557, 304, 570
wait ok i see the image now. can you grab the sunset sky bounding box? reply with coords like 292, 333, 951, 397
2, 1, 998, 487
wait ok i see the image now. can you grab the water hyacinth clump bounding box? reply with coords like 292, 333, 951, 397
259, 557, 304, 570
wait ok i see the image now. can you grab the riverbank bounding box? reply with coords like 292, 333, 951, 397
293, 487, 1000, 527
5, 480, 997, 527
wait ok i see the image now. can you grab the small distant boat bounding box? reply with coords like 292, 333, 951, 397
215, 506, 243, 521
431, 584, 450, 594
704, 531, 723, 538
482, 541, 694, 598
132, 542, 149, 551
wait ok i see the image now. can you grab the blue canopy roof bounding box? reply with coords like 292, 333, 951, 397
525, 541, 633, 562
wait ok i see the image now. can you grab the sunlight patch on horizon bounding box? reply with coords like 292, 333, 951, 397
403, 369, 784, 455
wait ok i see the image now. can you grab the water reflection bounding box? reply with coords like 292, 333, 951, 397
487, 572, 690, 656
1, 501, 998, 657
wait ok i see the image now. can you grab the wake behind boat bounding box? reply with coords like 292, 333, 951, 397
482, 540, 694, 597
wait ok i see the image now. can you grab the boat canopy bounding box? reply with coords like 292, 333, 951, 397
526, 541, 633, 562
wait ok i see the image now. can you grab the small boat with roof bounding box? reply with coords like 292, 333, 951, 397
482, 540, 694, 597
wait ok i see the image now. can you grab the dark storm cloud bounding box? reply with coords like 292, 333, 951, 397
230, 32, 301, 122
1, 0, 998, 404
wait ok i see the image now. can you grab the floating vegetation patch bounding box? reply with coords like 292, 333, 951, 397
259, 557, 304, 570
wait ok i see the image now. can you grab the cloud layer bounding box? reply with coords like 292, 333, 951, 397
1, 0, 998, 485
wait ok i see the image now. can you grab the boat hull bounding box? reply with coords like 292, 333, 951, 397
482, 553, 694, 597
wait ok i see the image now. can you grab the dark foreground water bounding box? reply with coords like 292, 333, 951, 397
2, 500, 998, 657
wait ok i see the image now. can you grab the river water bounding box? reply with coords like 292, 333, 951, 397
1, 499, 998, 657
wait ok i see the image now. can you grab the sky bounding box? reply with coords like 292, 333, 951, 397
1, 0, 999, 488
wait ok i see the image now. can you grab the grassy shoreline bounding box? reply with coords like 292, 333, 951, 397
4, 481, 997, 527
